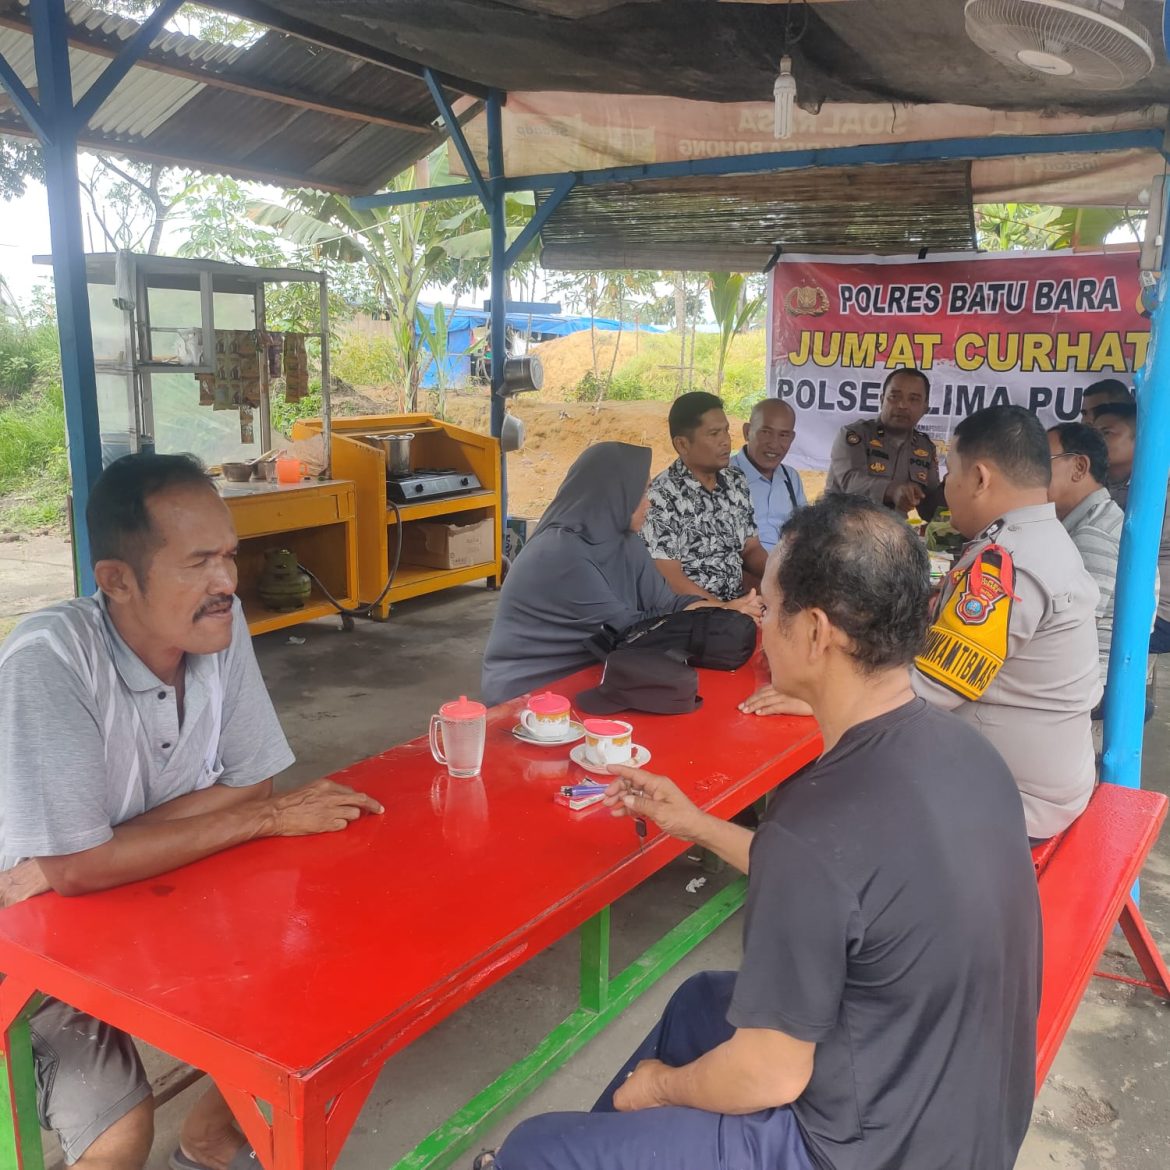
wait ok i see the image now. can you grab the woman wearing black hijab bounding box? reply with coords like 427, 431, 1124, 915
481, 442, 759, 705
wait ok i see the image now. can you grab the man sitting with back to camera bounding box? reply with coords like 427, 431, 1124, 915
641, 391, 768, 601
0, 454, 381, 1170
475, 494, 1040, 1170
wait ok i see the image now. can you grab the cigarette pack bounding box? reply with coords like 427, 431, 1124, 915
553, 790, 607, 812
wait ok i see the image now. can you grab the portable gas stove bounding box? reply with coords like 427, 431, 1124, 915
387, 467, 483, 504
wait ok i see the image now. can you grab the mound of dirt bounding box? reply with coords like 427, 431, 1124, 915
530, 331, 647, 399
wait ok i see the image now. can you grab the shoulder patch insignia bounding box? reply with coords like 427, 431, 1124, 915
915, 548, 1015, 701
846, 431, 862, 446
868, 460, 888, 474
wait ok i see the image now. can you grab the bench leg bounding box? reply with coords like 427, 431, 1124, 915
1093, 896, 1170, 999
0, 980, 45, 1170
1117, 895, 1170, 998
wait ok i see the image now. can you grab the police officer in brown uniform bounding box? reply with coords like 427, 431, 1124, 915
826, 368, 943, 520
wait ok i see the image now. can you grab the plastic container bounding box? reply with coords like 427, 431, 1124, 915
429, 695, 487, 777
275, 456, 306, 485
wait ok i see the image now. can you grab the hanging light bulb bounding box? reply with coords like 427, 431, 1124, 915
773, 55, 796, 140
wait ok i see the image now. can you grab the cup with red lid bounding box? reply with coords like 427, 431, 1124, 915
521, 691, 572, 741
582, 718, 634, 767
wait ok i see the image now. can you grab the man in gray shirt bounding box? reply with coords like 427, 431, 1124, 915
1047, 423, 1126, 685
1089, 401, 1170, 656
478, 495, 1039, 1170
0, 455, 381, 1170
913, 407, 1100, 840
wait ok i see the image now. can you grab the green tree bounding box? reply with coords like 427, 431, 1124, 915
544, 269, 659, 394
78, 157, 204, 254
420, 148, 539, 304
708, 272, 764, 393
248, 173, 438, 410
416, 303, 452, 418
975, 203, 1141, 251
0, 138, 41, 201
249, 154, 534, 411
101, 0, 259, 45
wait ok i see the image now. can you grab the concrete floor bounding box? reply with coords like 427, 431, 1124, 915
65, 582, 1170, 1170
0, 532, 74, 638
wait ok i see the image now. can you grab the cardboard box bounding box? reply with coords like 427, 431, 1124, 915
403, 517, 494, 570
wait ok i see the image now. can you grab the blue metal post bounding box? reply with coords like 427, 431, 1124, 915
31, 0, 102, 593
486, 89, 509, 520
1101, 271, 1170, 787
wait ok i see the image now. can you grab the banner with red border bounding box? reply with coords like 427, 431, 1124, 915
768, 250, 1150, 471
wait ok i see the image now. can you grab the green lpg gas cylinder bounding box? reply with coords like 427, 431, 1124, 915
257, 548, 312, 611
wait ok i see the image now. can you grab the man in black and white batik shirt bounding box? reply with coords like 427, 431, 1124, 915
642, 392, 768, 601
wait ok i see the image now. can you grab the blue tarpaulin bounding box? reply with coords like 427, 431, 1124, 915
416, 302, 665, 387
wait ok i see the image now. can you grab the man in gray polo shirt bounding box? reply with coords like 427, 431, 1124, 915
0, 454, 381, 1170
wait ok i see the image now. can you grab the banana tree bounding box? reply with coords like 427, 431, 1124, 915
416, 302, 452, 419
249, 151, 534, 410
708, 272, 765, 393
250, 171, 442, 410
975, 204, 1141, 252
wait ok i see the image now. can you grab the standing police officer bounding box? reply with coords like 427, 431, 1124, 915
826, 368, 943, 519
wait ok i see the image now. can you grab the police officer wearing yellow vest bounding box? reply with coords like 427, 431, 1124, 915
826, 368, 944, 519
743, 405, 1100, 842
911, 405, 1100, 841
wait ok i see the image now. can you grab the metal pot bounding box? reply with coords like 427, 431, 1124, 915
221, 461, 253, 482
500, 413, 525, 454
500, 355, 543, 396
366, 433, 414, 476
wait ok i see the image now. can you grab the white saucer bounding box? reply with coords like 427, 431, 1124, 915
569, 742, 651, 775
511, 720, 586, 747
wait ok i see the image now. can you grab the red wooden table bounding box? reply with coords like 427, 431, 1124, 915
0, 654, 822, 1170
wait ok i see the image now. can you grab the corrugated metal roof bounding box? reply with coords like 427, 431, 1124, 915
62, 0, 246, 66
0, 28, 206, 139
537, 163, 978, 271
223, 0, 1170, 114
0, 0, 449, 192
